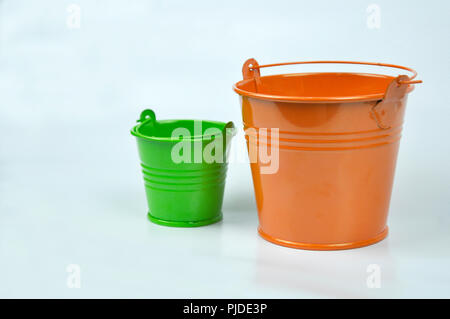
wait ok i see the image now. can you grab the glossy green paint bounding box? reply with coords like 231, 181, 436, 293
131, 109, 235, 227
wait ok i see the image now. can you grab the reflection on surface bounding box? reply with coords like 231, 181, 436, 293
253, 238, 395, 298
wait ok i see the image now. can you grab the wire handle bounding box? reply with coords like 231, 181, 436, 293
137, 109, 156, 123
242, 59, 421, 130
245, 59, 422, 85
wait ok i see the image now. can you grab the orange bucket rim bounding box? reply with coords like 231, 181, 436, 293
233, 59, 422, 103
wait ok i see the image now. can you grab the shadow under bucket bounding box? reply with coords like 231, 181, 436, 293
233, 59, 422, 250
131, 109, 235, 227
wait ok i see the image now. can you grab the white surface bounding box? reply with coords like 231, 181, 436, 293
1, 0, 450, 298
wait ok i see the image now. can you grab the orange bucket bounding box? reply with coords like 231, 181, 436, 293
233, 59, 422, 250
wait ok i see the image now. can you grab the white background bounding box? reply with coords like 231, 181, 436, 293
1, 0, 449, 298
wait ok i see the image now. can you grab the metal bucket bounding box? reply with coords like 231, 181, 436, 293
233, 59, 421, 250
131, 109, 235, 227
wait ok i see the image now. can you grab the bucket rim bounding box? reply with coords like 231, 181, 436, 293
131, 119, 236, 142
233, 72, 414, 103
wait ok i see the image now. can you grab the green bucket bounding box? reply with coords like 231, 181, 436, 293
131, 109, 235, 227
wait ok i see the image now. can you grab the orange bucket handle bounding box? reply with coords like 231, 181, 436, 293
244, 60, 422, 85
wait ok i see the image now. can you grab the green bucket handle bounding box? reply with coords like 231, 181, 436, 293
137, 109, 156, 124
222, 121, 235, 156
223, 121, 235, 138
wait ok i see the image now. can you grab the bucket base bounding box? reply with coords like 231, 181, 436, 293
147, 212, 222, 227
258, 227, 388, 251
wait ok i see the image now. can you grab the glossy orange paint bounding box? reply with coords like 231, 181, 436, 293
233, 59, 421, 250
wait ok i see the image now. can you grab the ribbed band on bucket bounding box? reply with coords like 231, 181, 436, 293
244, 124, 402, 151
141, 163, 228, 192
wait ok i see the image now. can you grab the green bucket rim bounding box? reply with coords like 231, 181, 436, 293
130, 110, 235, 143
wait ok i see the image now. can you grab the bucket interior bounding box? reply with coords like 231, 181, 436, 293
136, 120, 228, 140
236, 72, 398, 101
